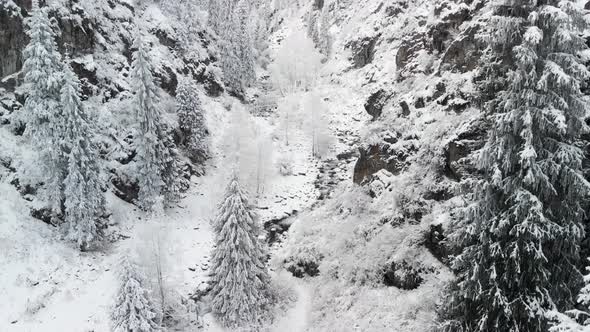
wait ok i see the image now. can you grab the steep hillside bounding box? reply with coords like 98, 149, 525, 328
274, 0, 508, 331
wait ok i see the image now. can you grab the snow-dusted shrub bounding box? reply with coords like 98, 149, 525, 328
276, 155, 293, 176
283, 246, 323, 278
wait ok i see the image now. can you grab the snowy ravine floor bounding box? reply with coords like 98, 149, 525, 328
0, 139, 317, 332
1, 8, 370, 332
0, 87, 323, 332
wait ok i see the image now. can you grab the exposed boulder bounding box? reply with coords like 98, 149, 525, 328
414, 96, 425, 109
430, 81, 446, 101
364, 88, 392, 120
346, 34, 381, 68
399, 100, 410, 117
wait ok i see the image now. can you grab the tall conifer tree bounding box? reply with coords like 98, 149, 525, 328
209, 173, 275, 329
131, 33, 166, 211
61, 59, 106, 251
442, 1, 590, 331
22, 0, 67, 216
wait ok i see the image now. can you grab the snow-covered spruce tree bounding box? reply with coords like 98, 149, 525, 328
131, 34, 181, 210
112, 256, 160, 332
548, 262, 590, 332
61, 58, 106, 251
176, 79, 208, 164
210, 173, 275, 329
21, 0, 67, 216
441, 2, 590, 331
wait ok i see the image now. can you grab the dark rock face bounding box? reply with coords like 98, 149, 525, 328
31, 207, 58, 225
396, 32, 429, 75
382, 261, 424, 290
397, 2, 483, 78
0, 1, 97, 83
384, 2, 407, 17
110, 170, 139, 204
445, 118, 487, 180
353, 143, 409, 184
346, 34, 381, 68
438, 25, 482, 73
423, 224, 448, 263
313, 0, 324, 10
399, 100, 410, 117
0, 2, 26, 80
70, 58, 98, 97
182, 59, 223, 97
156, 64, 178, 97
364, 88, 392, 120
414, 97, 425, 109
56, 10, 96, 57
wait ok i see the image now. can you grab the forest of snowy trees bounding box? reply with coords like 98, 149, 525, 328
3, 0, 590, 331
